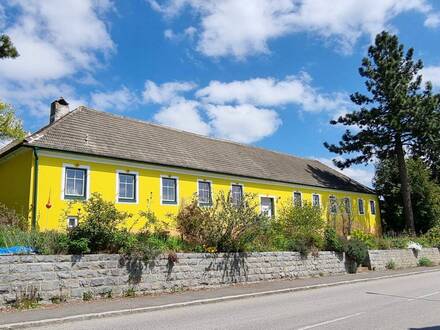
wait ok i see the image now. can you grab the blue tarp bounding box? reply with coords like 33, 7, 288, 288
0, 246, 35, 255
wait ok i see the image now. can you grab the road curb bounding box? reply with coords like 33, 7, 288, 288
1, 268, 439, 329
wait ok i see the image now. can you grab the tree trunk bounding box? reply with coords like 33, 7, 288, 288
395, 137, 415, 233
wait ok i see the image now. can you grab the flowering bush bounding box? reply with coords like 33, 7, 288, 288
407, 241, 422, 251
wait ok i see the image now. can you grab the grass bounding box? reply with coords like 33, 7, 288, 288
10, 286, 41, 309
123, 287, 136, 298
385, 260, 396, 270
418, 257, 434, 267
82, 291, 93, 301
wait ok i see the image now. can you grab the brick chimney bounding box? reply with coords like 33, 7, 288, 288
50, 97, 69, 124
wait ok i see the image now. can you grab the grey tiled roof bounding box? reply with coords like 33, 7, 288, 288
4, 107, 374, 194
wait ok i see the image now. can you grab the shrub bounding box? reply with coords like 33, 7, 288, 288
418, 257, 434, 267
345, 238, 368, 271
68, 238, 90, 254
376, 237, 392, 250
324, 227, 345, 252
68, 193, 131, 253
351, 229, 378, 249
82, 291, 93, 301
11, 286, 41, 309
277, 202, 325, 254
424, 226, 440, 248
139, 204, 170, 237
0, 203, 28, 230
385, 260, 396, 270
176, 192, 268, 252
123, 288, 136, 298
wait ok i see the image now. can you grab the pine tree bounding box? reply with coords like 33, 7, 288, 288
324, 31, 440, 233
0, 35, 19, 59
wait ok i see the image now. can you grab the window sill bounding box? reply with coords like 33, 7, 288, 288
161, 201, 178, 206
64, 195, 87, 201
117, 199, 138, 204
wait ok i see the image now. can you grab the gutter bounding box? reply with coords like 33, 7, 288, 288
31, 147, 39, 230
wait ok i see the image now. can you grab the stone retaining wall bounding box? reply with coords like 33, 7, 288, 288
0, 252, 347, 307
368, 248, 440, 270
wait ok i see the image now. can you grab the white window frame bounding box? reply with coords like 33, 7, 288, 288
61, 163, 90, 201
369, 199, 376, 215
259, 195, 276, 218
358, 198, 365, 215
67, 216, 78, 229
197, 179, 213, 206
293, 191, 302, 207
329, 195, 337, 214
312, 193, 321, 208
116, 170, 139, 204
343, 197, 351, 215
160, 175, 179, 205
230, 183, 244, 205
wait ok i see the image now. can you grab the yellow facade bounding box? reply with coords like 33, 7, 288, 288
0, 147, 381, 235
0, 148, 34, 218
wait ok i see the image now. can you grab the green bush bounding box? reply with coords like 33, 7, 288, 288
176, 192, 268, 252
385, 259, 396, 270
424, 226, 440, 248
68, 238, 90, 254
324, 227, 345, 252
376, 237, 392, 250
345, 238, 368, 270
68, 193, 131, 253
276, 202, 325, 254
418, 257, 434, 267
351, 229, 378, 249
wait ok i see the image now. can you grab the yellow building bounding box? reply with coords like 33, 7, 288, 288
0, 99, 381, 234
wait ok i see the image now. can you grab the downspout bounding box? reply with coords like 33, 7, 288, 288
32, 147, 39, 230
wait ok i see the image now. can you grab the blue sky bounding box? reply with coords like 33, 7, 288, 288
1, 0, 440, 186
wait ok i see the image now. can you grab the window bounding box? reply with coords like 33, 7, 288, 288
162, 177, 177, 204
293, 192, 302, 207
329, 196, 337, 214
118, 173, 136, 202
358, 198, 365, 215
312, 194, 320, 207
343, 197, 351, 214
261, 197, 275, 217
64, 167, 87, 199
370, 200, 376, 215
67, 216, 78, 229
231, 184, 243, 206
198, 180, 212, 206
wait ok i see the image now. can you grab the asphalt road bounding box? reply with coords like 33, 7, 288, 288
33, 271, 440, 330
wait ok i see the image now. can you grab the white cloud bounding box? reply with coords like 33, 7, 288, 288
90, 86, 137, 112
0, 0, 114, 121
425, 13, 440, 27
163, 26, 197, 41
153, 100, 211, 135
151, 0, 438, 58
313, 157, 374, 187
0, 80, 84, 119
196, 74, 349, 112
145, 72, 348, 143
206, 104, 281, 143
0, 0, 114, 82
422, 66, 440, 87
143, 80, 197, 104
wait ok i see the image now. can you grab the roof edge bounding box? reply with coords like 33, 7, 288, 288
32, 145, 376, 195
